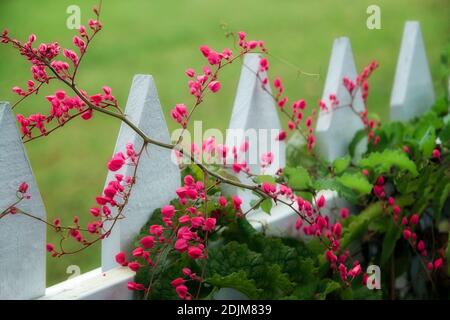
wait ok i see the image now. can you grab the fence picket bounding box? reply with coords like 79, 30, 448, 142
101, 75, 181, 271
225, 53, 285, 211
0, 102, 46, 299
390, 21, 435, 121
315, 37, 365, 162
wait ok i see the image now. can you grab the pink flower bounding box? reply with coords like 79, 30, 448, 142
174, 239, 188, 252
115, 252, 127, 266
208, 81, 221, 93
184, 175, 195, 185
176, 285, 189, 299
178, 215, 190, 224
325, 250, 337, 263
191, 216, 205, 229
140, 236, 155, 249
46, 243, 54, 252
108, 152, 125, 171
434, 258, 443, 270
161, 205, 175, 219
132, 247, 144, 257
232, 195, 242, 210
199, 45, 211, 58
340, 208, 349, 219
273, 77, 282, 89
261, 152, 273, 167
149, 225, 163, 236
127, 282, 145, 291
182, 268, 192, 276
295, 218, 303, 230
171, 278, 185, 287
403, 229, 411, 240
409, 214, 419, 225
417, 240, 425, 252
89, 207, 100, 217
259, 57, 269, 71
187, 246, 202, 259
128, 261, 140, 272
81, 109, 93, 120
18, 182, 29, 193
316, 195, 326, 209
432, 148, 440, 160
332, 223, 342, 238
203, 218, 216, 232
185, 68, 195, 77
348, 264, 362, 277
276, 130, 287, 141
218, 196, 227, 207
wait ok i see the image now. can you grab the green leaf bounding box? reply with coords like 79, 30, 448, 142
255, 175, 277, 184
380, 218, 402, 266
340, 202, 383, 249
332, 155, 351, 175
341, 196, 414, 250
314, 178, 357, 203
415, 125, 436, 157
336, 173, 372, 195
207, 271, 262, 299
316, 280, 342, 300
434, 181, 450, 221
284, 166, 312, 190
432, 96, 449, 115
349, 129, 367, 157
358, 149, 419, 177
260, 198, 273, 214
207, 242, 263, 277
439, 121, 450, 144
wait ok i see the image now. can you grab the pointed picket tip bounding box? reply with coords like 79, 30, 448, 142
101, 75, 181, 271
224, 53, 285, 211
390, 21, 435, 121
226, 53, 285, 173
0, 102, 46, 299
315, 37, 365, 162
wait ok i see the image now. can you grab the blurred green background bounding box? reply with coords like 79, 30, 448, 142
0, 0, 448, 286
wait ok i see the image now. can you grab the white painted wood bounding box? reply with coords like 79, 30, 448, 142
225, 53, 285, 210
315, 37, 365, 162
0, 102, 46, 299
390, 21, 435, 121
101, 75, 181, 271
40, 266, 133, 300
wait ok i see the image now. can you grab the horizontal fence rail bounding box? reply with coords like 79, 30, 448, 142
0, 21, 442, 299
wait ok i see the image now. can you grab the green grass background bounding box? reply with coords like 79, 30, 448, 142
0, 0, 448, 286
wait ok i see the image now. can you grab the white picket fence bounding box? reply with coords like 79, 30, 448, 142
0, 21, 439, 300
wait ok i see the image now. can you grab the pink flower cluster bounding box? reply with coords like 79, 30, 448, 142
1, 17, 115, 140
45, 144, 138, 256
116, 174, 235, 299
259, 59, 316, 152
16, 86, 116, 138
170, 32, 266, 128
375, 176, 445, 272
342, 60, 380, 145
